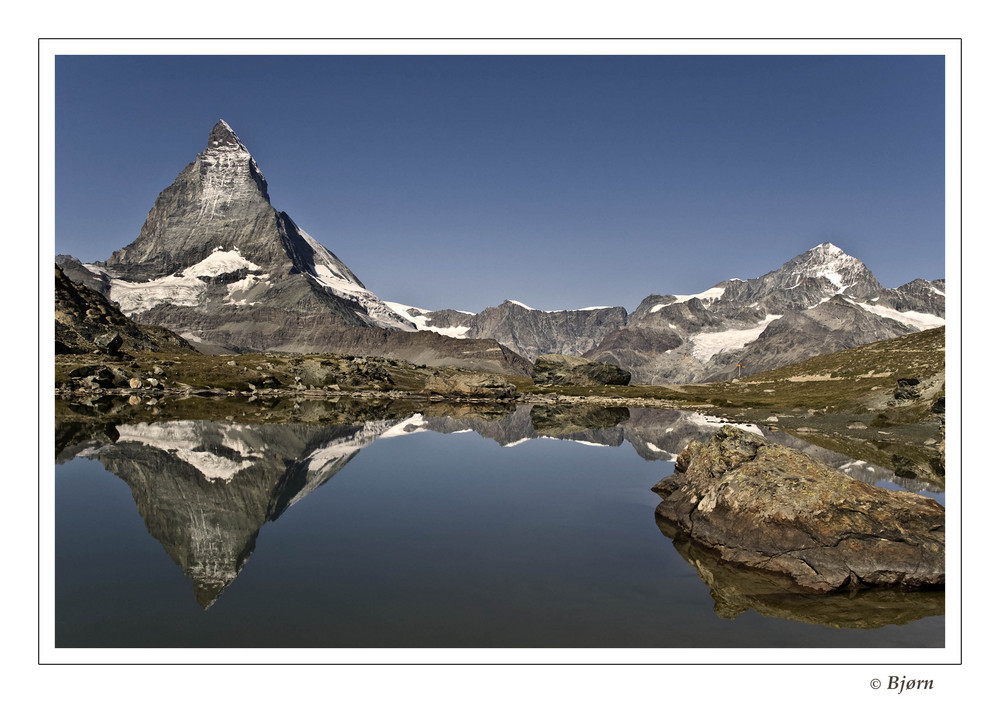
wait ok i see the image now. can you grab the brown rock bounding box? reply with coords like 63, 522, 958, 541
652, 425, 944, 593
532, 354, 631, 386
424, 372, 517, 399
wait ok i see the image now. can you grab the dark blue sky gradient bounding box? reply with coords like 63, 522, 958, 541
55, 54, 945, 312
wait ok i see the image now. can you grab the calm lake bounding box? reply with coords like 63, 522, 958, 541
54, 403, 944, 649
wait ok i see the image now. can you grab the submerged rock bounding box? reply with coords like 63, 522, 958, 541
652, 426, 944, 593
532, 354, 631, 386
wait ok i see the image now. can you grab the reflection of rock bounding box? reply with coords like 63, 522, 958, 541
418, 402, 518, 422
622, 408, 752, 461
764, 429, 943, 495
658, 518, 945, 628
531, 354, 631, 386
652, 426, 945, 593
76, 419, 401, 608
529, 405, 630, 435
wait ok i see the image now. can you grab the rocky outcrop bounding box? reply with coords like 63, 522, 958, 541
318, 328, 532, 376
532, 354, 631, 386
55, 264, 194, 355
652, 426, 944, 593
424, 372, 518, 399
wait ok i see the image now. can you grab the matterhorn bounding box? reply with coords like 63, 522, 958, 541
57, 120, 531, 374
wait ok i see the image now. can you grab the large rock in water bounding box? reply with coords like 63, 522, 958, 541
532, 354, 631, 386
652, 426, 944, 593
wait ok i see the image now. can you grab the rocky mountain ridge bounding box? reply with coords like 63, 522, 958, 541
403, 243, 944, 383
57, 120, 943, 382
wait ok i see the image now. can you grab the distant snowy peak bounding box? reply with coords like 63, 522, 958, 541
645, 242, 882, 316
781, 242, 875, 294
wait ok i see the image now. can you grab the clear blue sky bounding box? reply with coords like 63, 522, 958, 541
55, 54, 945, 313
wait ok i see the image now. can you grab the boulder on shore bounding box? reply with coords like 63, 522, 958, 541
423, 372, 518, 399
531, 354, 631, 387
652, 425, 944, 593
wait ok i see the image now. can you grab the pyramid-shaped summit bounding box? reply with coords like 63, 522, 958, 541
91, 120, 417, 351
107, 120, 301, 279
62, 121, 532, 374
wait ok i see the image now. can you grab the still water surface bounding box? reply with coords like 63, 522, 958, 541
54, 405, 944, 648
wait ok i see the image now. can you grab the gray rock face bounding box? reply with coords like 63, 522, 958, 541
422, 309, 476, 330
874, 278, 946, 316
463, 301, 628, 361
313, 328, 532, 376
532, 354, 631, 386
424, 372, 518, 399
652, 426, 945, 593
56, 255, 112, 297
55, 264, 194, 355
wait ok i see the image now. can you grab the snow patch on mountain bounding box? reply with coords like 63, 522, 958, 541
188, 248, 262, 278
506, 300, 534, 310
851, 301, 945, 331
384, 302, 471, 338
653, 286, 727, 311
688, 315, 782, 362
380, 414, 429, 438
225, 273, 271, 305
108, 248, 265, 314
290, 225, 413, 330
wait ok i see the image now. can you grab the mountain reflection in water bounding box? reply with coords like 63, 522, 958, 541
54, 400, 944, 645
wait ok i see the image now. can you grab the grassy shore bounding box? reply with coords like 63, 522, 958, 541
55, 327, 945, 484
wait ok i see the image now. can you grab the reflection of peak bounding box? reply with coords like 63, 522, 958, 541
84, 420, 386, 607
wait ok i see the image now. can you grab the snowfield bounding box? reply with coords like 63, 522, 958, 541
688, 315, 782, 362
